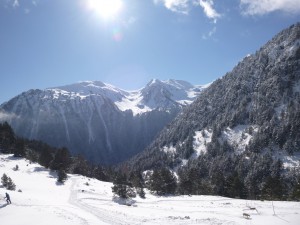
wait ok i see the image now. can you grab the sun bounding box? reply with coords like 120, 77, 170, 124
87, 0, 123, 20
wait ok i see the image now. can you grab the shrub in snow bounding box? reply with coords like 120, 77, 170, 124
13, 165, 19, 171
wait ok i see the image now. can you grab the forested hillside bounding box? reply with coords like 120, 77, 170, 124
123, 23, 300, 200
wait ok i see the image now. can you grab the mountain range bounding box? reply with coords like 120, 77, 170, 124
0, 79, 206, 164
0, 22, 300, 202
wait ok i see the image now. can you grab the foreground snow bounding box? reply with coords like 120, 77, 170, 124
0, 154, 300, 225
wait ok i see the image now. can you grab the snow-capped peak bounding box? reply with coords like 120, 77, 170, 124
46, 81, 125, 102
44, 79, 207, 116
120, 79, 206, 115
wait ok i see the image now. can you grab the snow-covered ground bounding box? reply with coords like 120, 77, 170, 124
1, 154, 300, 225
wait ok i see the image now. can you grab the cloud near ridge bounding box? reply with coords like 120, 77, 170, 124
0, 111, 17, 122
240, 0, 300, 15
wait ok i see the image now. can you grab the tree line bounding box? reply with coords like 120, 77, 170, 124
0, 122, 113, 184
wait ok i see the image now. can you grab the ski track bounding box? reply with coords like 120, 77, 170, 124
10, 201, 89, 225
68, 177, 241, 225
2, 154, 300, 225
69, 177, 131, 225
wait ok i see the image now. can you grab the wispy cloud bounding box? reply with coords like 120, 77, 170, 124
197, 0, 221, 23
154, 0, 190, 14
24, 8, 30, 14
240, 0, 300, 15
32, 0, 38, 7
2, 0, 39, 11
121, 16, 137, 29
202, 26, 217, 39
12, 0, 19, 8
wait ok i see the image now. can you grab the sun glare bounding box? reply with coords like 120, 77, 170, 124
87, 0, 123, 20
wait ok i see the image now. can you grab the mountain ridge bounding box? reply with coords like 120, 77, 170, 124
0, 79, 206, 165
43, 79, 205, 115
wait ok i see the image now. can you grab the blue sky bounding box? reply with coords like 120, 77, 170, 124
0, 0, 300, 104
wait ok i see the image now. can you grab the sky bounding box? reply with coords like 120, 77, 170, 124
0, 0, 300, 104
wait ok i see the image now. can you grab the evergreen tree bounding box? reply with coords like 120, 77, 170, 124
112, 173, 135, 199
57, 169, 67, 184
1, 173, 8, 188
129, 171, 144, 188
26, 149, 39, 163
92, 165, 110, 182
210, 170, 226, 196
1, 174, 16, 190
6, 177, 16, 191
72, 155, 90, 177
0, 122, 15, 153
149, 168, 177, 195
129, 171, 145, 198
182, 135, 195, 159
225, 173, 246, 199
177, 169, 193, 195
39, 147, 53, 168
261, 175, 283, 200
291, 180, 300, 200
13, 138, 26, 157
138, 187, 146, 199
50, 147, 71, 171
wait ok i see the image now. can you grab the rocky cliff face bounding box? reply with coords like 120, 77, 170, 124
0, 79, 205, 164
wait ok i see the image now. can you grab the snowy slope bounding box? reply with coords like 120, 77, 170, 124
1, 154, 300, 225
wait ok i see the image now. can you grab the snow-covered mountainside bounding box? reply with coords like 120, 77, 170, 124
125, 23, 300, 199
1, 154, 300, 225
0, 79, 205, 165
47, 79, 204, 116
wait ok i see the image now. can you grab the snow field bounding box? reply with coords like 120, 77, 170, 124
1, 154, 300, 225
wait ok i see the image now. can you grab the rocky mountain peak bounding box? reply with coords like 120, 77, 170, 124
0, 78, 205, 164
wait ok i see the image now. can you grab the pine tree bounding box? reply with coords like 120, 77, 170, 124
1, 173, 8, 188
72, 155, 90, 177
149, 168, 177, 195
138, 187, 146, 198
225, 173, 246, 199
112, 173, 135, 199
178, 171, 193, 195
57, 169, 67, 184
13, 138, 26, 157
0, 122, 15, 153
261, 175, 283, 200
6, 177, 16, 191
92, 165, 109, 182
50, 147, 71, 171
129, 171, 146, 198
39, 147, 53, 168
291, 180, 300, 200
